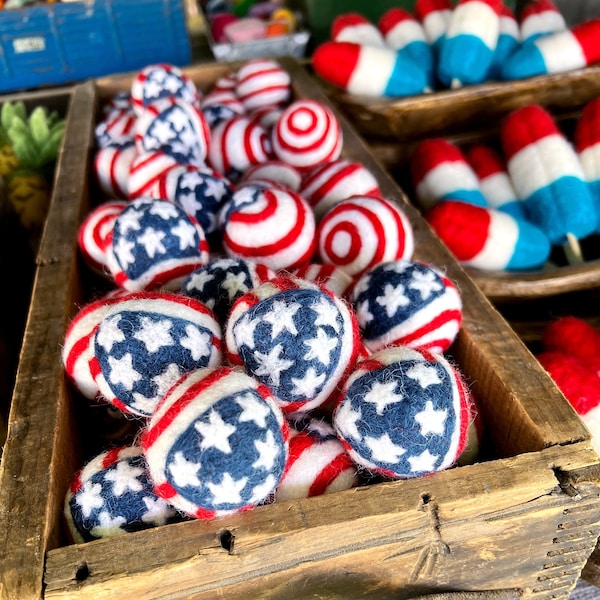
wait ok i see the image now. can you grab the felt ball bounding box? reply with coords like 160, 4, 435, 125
201, 89, 246, 117
134, 97, 211, 167
95, 106, 136, 148
77, 200, 127, 276
90, 291, 222, 417
127, 151, 181, 200
64, 445, 183, 543
181, 257, 276, 325
202, 103, 241, 129
240, 160, 302, 192
141, 365, 289, 519
220, 185, 316, 271
106, 197, 210, 291
130, 63, 200, 116
248, 105, 284, 131
235, 58, 292, 112
275, 415, 359, 501
332, 346, 472, 479
62, 291, 135, 400
331, 12, 386, 47
208, 115, 273, 181
94, 141, 138, 200
536, 350, 600, 455
316, 195, 415, 278
225, 274, 361, 414
272, 99, 343, 171
542, 316, 600, 376
426, 199, 551, 271
291, 262, 355, 299
299, 159, 382, 220
351, 259, 462, 354
102, 91, 133, 115
154, 163, 235, 238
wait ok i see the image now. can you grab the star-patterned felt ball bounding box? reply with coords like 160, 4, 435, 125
90, 291, 222, 418
274, 415, 360, 501
235, 58, 292, 113
220, 185, 316, 271
350, 259, 463, 354
181, 257, 276, 325
94, 140, 138, 200
64, 445, 183, 543
141, 365, 289, 519
316, 195, 415, 278
105, 197, 210, 291
134, 97, 211, 168
130, 63, 201, 116
332, 346, 472, 479
225, 274, 361, 414
202, 103, 241, 129
77, 200, 127, 277
95, 105, 136, 148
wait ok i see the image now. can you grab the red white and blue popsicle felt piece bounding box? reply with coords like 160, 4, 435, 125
332, 346, 472, 479
350, 259, 462, 354
487, 5, 520, 81
518, 0, 567, 45
312, 41, 430, 98
64, 445, 182, 543
90, 291, 222, 418
142, 366, 289, 519
331, 12, 386, 47
316, 195, 415, 278
500, 104, 597, 247
437, 0, 503, 88
426, 199, 551, 271
414, 0, 453, 51
106, 197, 210, 291
225, 275, 361, 414
501, 19, 600, 80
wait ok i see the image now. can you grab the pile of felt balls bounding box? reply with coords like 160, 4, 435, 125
61, 60, 480, 543
408, 99, 600, 272
311, 0, 600, 97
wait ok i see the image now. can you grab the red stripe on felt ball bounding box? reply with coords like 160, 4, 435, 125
575, 98, 600, 152
378, 8, 413, 35
312, 41, 360, 90
501, 104, 560, 158
426, 200, 490, 261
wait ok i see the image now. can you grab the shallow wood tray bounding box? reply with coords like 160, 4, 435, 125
1, 58, 600, 600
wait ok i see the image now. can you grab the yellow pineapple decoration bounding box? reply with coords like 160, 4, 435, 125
1, 101, 65, 252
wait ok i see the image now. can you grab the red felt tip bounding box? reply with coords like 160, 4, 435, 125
519, 0, 561, 19
378, 7, 414, 36
574, 98, 600, 152
312, 41, 361, 90
572, 19, 600, 66
500, 104, 560, 159
414, 0, 452, 20
331, 12, 371, 39
410, 138, 468, 186
465, 144, 505, 179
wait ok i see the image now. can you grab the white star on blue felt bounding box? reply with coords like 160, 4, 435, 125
180, 325, 212, 361
376, 283, 410, 317
92, 510, 127, 535
312, 296, 340, 332
204, 178, 228, 200
408, 449, 438, 473
236, 392, 270, 428
356, 299, 374, 324
171, 219, 198, 250
253, 343, 294, 387
253, 430, 280, 470
195, 409, 237, 453
178, 191, 204, 215
414, 400, 448, 436
303, 328, 337, 365
103, 461, 144, 496
185, 270, 215, 292
96, 314, 126, 352
169, 451, 202, 487
152, 363, 182, 398
113, 237, 136, 267
150, 200, 181, 220
336, 401, 362, 440
208, 472, 248, 505
133, 317, 174, 353
116, 209, 143, 235
137, 228, 166, 258
222, 271, 250, 299
233, 313, 259, 350
406, 363, 442, 388
363, 380, 404, 415
131, 389, 162, 416
107, 353, 142, 390
263, 299, 300, 339
291, 367, 326, 398
141, 495, 177, 526
409, 269, 442, 300
249, 474, 278, 504
364, 433, 406, 463
76, 481, 104, 518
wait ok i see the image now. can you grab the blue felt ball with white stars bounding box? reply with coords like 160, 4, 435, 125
333, 346, 472, 479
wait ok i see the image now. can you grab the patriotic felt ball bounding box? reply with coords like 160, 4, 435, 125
64, 445, 183, 543
240, 160, 303, 192
235, 58, 292, 112
106, 197, 210, 291
275, 415, 359, 501
202, 103, 241, 129
95, 106, 136, 148
127, 151, 181, 200
299, 159, 382, 220
77, 200, 127, 276
134, 97, 211, 167
142, 366, 289, 519
90, 291, 222, 418
272, 99, 343, 171
350, 259, 462, 354
316, 195, 415, 278
333, 346, 472, 479
130, 63, 200, 116
292, 262, 355, 299
208, 115, 273, 181
220, 185, 316, 271
94, 141, 137, 200
181, 257, 276, 325
225, 274, 361, 414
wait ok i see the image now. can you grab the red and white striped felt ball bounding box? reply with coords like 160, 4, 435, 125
235, 58, 292, 113
127, 151, 181, 200
94, 141, 137, 200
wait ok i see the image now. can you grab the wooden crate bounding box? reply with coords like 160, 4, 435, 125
2, 58, 600, 600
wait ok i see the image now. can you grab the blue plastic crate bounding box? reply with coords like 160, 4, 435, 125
0, 0, 192, 93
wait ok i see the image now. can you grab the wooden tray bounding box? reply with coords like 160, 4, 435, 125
2, 58, 600, 600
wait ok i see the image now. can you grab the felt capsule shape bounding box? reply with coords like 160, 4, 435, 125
573, 98, 600, 232
414, 0, 453, 51
410, 138, 488, 211
487, 5, 520, 81
501, 104, 597, 247
426, 199, 551, 271
519, 0, 567, 46
437, 0, 503, 88
378, 8, 436, 86
464, 143, 527, 220
331, 12, 386, 47
501, 19, 600, 81
312, 41, 430, 98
